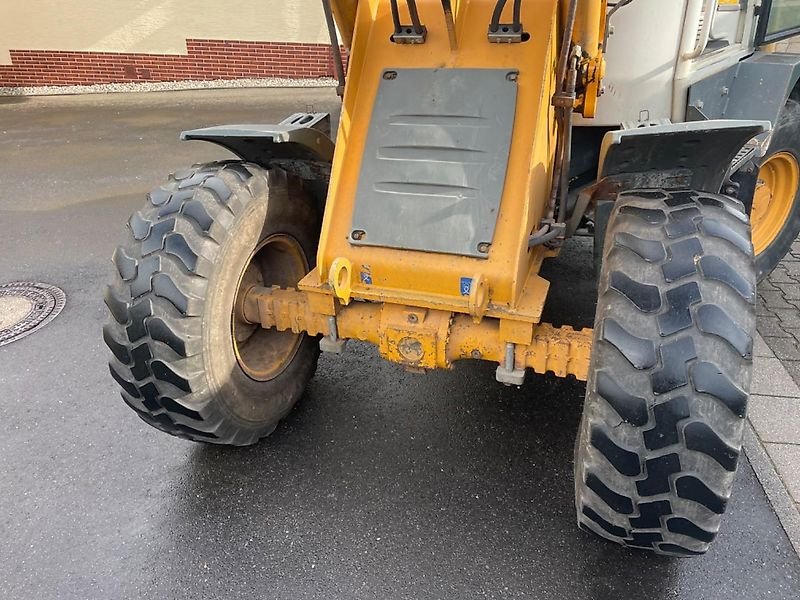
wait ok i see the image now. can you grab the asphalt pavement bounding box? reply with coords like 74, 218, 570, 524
1, 89, 799, 599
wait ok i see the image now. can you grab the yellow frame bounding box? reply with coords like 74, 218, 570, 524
274, 1, 609, 376
302, 0, 561, 323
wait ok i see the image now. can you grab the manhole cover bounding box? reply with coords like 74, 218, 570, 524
0, 282, 66, 347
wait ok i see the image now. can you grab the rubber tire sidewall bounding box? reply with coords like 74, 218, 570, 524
754, 99, 800, 281
575, 189, 755, 555
204, 168, 320, 432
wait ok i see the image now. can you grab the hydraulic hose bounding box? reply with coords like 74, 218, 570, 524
557, 54, 579, 226
555, 0, 579, 90
490, 0, 523, 33
407, 0, 424, 34
321, 0, 346, 97
490, 0, 508, 32
390, 0, 402, 32
544, 0, 578, 224
532, 0, 578, 248
528, 223, 566, 247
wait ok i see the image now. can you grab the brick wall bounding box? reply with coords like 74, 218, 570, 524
0, 39, 346, 87
7, 33, 794, 89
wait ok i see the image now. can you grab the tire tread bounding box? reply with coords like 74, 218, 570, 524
575, 189, 755, 556
104, 161, 320, 445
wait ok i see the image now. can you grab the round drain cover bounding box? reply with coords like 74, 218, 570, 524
0, 282, 66, 347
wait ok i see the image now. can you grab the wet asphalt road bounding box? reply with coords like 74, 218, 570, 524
1, 89, 800, 599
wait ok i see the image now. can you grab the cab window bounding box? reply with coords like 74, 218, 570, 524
759, 0, 800, 43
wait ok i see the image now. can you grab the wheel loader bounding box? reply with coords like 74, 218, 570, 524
104, 0, 800, 556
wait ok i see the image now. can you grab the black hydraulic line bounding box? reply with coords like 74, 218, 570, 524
555, 0, 579, 94
547, 110, 565, 222
527, 224, 549, 247
512, 0, 522, 32
557, 55, 579, 225
557, 120, 571, 224
545, 0, 578, 224
407, 0, 424, 35
530, 0, 578, 248
490, 0, 507, 32
528, 223, 565, 247
321, 0, 346, 97
390, 0, 403, 32
490, 0, 522, 34
390, 0, 424, 36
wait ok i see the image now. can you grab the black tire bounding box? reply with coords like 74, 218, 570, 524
575, 189, 756, 556
104, 161, 322, 445
753, 98, 800, 281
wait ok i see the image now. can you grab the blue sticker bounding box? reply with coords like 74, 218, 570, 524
360, 266, 373, 285
460, 277, 472, 296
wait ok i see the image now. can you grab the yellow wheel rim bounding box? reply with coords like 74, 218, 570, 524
751, 151, 800, 255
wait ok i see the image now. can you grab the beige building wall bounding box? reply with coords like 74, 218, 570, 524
0, 0, 329, 65
3, 2, 798, 66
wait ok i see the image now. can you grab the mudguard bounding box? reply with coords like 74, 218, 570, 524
180, 112, 335, 182
591, 119, 769, 278
597, 119, 770, 193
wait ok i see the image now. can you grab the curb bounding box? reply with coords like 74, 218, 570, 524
0, 77, 338, 98
743, 421, 800, 557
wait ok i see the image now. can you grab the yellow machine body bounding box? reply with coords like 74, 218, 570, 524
277, 0, 607, 378
304, 0, 561, 317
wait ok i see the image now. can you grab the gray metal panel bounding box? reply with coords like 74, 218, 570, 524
688, 52, 800, 125
727, 53, 800, 122
686, 65, 738, 121
350, 68, 517, 258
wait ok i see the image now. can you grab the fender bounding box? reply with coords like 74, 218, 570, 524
180, 112, 335, 182
589, 119, 769, 277
597, 119, 770, 194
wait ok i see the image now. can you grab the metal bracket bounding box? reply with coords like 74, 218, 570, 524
495, 343, 526, 386
328, 257, 353, 305
390, 0, 427, 44
320, 316, 347, 354
320, 337, 347, 353
488, 24, 524, 43
487, 0, 524, 43
392, 27, 427, 44
280, 112, 332, 137
620, 116, 672, 130
468, 273, 490, 323
552, 92, 576, 108
729, 132, 772, 174
566, 188, 594, 238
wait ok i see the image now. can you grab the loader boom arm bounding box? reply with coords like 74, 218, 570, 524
329, 0, 359, 47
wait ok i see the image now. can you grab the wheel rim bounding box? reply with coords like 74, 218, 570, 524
751, 151, 800, 256
232, 234, 308, 381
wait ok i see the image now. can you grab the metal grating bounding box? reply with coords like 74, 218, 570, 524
0, 282, 66, 347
